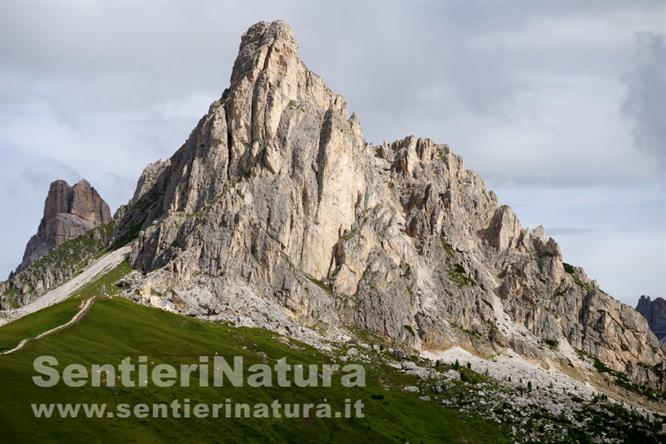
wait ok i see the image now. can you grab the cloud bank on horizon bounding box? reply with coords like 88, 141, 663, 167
0, 1, 664, 305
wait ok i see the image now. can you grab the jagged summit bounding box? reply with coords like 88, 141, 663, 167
230, 20, 299, 85
19, 178, 111, 272
109, 21, 663, 391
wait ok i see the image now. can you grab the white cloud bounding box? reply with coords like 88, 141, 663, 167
470, 5, 665, 51
622, 32, 666, 169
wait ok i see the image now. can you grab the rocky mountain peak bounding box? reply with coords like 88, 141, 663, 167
114, 21, 664, 391
230, 20, 298, 85
18, 179, 111, 271
220, 20, 352, 180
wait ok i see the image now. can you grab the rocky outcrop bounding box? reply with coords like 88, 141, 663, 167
115, 21, 664, 390
0, 179, 112, 310
637, 296, 666, 344
19, 179, 111, 271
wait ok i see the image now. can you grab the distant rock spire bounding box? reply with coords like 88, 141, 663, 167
637, 295, 666, 341
18, 179, 111, 271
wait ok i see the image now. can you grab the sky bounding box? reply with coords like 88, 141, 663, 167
0, 1, 664, 306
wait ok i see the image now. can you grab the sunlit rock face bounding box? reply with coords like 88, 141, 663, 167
115, 21, 664, 389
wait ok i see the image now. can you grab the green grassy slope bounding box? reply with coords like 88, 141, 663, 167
0, 277, 508, 443
0, 298, 80, 351
0, 262, 133, 352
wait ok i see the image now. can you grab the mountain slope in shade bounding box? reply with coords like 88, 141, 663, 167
112, 21, 663, 389
637, 296, 666, 344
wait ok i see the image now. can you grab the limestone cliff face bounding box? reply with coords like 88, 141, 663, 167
637, 296, 666, 344
115, 21, 664, 388
19, 179, 111, 271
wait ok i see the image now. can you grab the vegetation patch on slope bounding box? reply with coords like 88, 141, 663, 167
1, 223, 115, 308
440, 236, 476, 287
110, 186, 163, 250
577, 350, 666, 402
